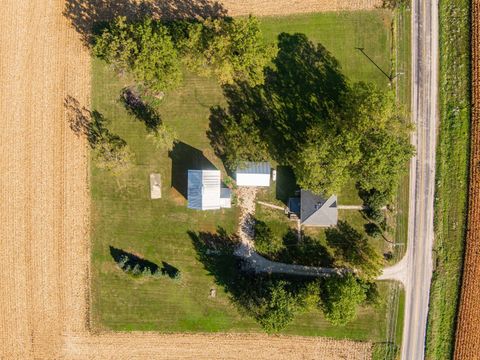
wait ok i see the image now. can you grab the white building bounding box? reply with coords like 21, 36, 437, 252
235, 162, 271, 187
187, 170, 231, 210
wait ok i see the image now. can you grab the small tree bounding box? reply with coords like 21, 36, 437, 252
320, 274, 367, 326
146, 125, 177, 151
257, 280, 299, 332
94, 139, 134, 177
254, 220, 283, 256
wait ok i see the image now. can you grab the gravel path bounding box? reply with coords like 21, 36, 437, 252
234, 187, 347, 277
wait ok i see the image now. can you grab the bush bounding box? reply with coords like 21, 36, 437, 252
365, 222, 383, 238
254, 220, 283, 256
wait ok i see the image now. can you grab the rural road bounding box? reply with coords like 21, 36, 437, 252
381, 0, 439, 359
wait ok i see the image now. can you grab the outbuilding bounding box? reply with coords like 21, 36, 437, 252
235, 162, 271, 187
187, 170, 231, 210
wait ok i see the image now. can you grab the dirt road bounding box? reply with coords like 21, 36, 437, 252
0, 1, 378, 359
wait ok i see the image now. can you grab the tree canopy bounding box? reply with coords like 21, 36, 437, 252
93, 16, 182, 92
173, 16, 277, 86
209, 33, 414, 203
320, 273, 368, 326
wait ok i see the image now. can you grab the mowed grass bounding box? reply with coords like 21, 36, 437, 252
426, 1, 471, 359
91, 11, 397, 340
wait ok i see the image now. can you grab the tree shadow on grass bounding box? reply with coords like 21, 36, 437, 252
63, 0, 227, 45
169, 141, 216, 199
110, 246, 159, 275
64, 95, 127, 149
110, 246, 180, 278
121, 87, 162, 132
209, 33, 350, 173
325, 221, 383, 279
275, 228, 334, 268
275, 166, 298, 205
188, 228, 318, 331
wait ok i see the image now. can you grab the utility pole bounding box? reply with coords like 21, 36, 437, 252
355, 47, 402, 83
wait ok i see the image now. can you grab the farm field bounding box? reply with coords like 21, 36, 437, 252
426, 0, 472, 359
90, 9, 404, 345
454, 0, 480, 358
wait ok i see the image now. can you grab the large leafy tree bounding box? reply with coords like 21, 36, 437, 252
176, 16, 277, 86
93, 17, 182, 92
209, 34, 413, 199
320, 273, 367, 326
325, 221, 384, 280
208, 107, 269, 170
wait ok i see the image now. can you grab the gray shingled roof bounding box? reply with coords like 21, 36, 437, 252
300, 190, 337, 226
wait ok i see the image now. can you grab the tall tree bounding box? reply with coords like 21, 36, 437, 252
93, 17, 182, 92
177, 16, 277, 86
320, 273, 367, 326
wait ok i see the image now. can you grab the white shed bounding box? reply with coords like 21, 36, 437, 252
235, 162, 271, 187
188, 170, 221, 210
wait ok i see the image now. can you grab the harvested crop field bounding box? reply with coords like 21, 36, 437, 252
0, 0, 378, 359
454, 0, 480, 359
219, 0, 383, 17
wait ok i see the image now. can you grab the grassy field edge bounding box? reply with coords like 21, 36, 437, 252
426, 1, 471, 359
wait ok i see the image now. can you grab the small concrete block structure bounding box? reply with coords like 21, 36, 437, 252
150, 173, 162, 199
236, 161, 271, 187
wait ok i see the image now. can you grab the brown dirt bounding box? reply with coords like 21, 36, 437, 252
454, 0, 480, 359
0, 1, 376, 359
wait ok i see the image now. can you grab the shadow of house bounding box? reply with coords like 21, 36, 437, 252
63, 0, 227, 45
110, 246, 159, 275
275, 165, 298, 205
169, 141, 216, 199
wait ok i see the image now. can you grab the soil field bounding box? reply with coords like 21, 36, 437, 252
0, 1, 378, 359
454, 0, 480, 359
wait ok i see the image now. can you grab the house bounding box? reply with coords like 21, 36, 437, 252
288, 190, 338, 227
236, 162, 271, 187
187, 170, 231, 210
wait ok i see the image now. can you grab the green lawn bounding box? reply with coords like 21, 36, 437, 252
426, 1, 471, 359
91, 10, 403, 341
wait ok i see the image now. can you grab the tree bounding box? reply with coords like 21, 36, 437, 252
256, 280, 300, 332
320, 273, 367, 326
94, 139, 134, 176
93, 17, 182, 92
325, 221, 384, 280
146, 125, 177, 151
254, 219, 283, 256
356, 130, 414, 199
92, 16, 138, 72
294, 128, 361, 195
208, 107, 269, 170
177, 16, 277, 86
